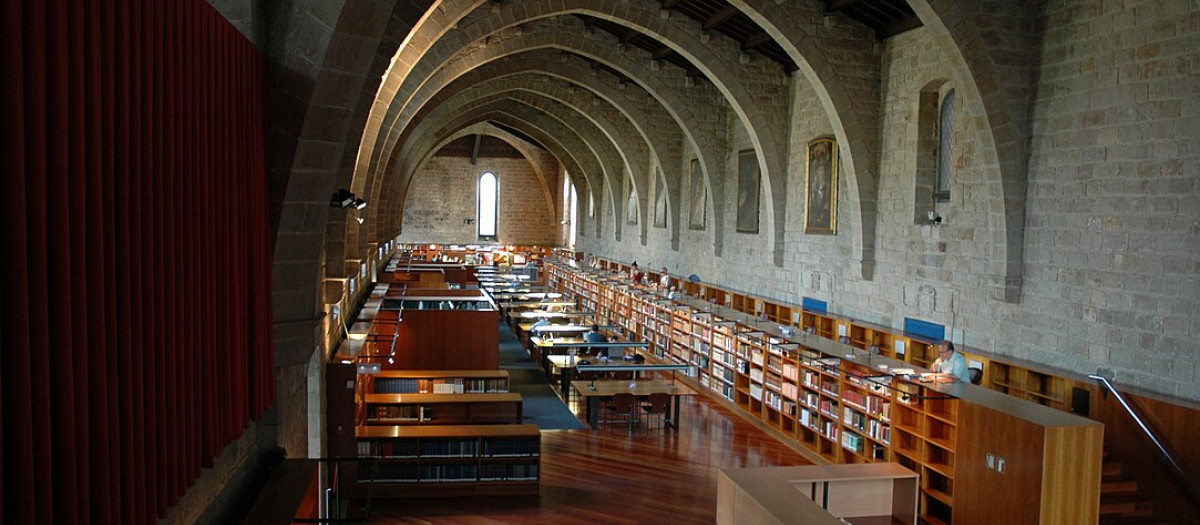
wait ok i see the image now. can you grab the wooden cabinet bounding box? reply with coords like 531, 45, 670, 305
955, 388, 1102, 524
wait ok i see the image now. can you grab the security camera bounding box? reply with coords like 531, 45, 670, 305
927, 210, 943, 224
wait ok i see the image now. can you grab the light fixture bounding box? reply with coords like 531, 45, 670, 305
331, 189, 355, 209
927, 210, 943, 225
353, 198, 368, 210
342, 318, 368, 342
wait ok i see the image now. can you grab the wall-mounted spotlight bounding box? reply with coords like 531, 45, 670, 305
927, 210, 943, 225
352, 198, 368, 210
331, 189, 355, 209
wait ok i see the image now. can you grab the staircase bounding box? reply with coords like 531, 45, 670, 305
1099, 455, 1164, 524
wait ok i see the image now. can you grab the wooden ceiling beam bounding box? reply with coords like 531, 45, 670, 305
703, 6, 740, 31
826, 0, 866, 12
742, 31, 772, 51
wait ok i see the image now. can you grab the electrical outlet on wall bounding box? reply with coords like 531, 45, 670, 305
996, 457, 1006, 473
986, 453, 995, 470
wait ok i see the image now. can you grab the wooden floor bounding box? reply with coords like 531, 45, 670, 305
365, 391, 816, 524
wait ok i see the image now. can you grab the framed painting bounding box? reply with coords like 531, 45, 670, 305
626, 187, 638, 225
804, 138, 838, 235
736, 149, 759, 233
653, 173, 667, 228
688, 159, 706, 230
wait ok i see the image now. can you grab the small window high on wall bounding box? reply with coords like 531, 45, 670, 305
936, 89, 956, 202
562, 174, 578, 247
915, 81, 954, 223
478, 171, 498, 240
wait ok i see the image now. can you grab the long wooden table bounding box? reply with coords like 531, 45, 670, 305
572, 379, 682, 430
546, 354, 647, 399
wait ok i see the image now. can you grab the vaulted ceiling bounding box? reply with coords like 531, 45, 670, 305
348, 0, 924, 264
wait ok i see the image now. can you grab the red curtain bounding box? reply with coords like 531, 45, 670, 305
1, 1, 274, 523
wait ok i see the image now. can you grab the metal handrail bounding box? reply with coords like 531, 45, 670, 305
1089, 369, 1200, 506
287, 456, 379, 524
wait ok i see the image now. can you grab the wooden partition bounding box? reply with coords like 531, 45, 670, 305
717, 463, 918, 525
394, 308, 499, 370
955, 389, 1104, 524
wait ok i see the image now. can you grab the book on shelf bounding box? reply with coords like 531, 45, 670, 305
749, 384, 763, 400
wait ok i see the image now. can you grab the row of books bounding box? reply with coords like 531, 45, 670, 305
479, 464, 539, 482
375, 377, 509, 394
364, 463, 540, 484
368, 406, 434, 423
481, 438, 540, 457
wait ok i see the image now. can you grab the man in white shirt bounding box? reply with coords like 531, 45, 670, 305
928, 341, 970, 382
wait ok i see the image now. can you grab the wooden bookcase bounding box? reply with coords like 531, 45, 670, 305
361, 370, 510, 395
891, 380, 958, 524
355, 424, 540, 498
546, 259, 1103, 524
986, 361, 1068, 410
361, 393, 523, 426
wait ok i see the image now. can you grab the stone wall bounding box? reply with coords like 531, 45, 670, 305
578, 0, 1200, 402
399, 155, 560, 245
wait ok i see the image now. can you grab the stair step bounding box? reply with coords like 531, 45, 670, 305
1098, 516, 1166, 525
1101, 479, 1138, 496
1099, 496, 1154, 518
1099, 496, 1138, 516
1102, 460, 1123, 477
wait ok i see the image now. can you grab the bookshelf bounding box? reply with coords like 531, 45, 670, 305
987, 361, 1068, 410
362, 370, 510, 395
546, 259, 1103, 524
361, 393, 523, 426
355, 424, 541, 497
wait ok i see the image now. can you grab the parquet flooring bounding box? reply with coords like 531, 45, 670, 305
365, 391, 815, 524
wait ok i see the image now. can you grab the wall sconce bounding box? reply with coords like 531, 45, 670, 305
331, 189, 369, 210
331, 189, 355, 208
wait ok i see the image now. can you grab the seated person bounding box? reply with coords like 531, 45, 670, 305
530, 316, 552, 332
927, 341, 970, 382
666, 286, 681, 301
584, 324, 608, 357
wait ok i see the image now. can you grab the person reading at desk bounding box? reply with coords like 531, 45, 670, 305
584, 324, 609, 358
927, 341, 970, 382
530, 312, 552, 332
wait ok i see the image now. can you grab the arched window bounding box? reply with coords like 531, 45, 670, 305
478, 172, 498, 239
936, 89, 956, 202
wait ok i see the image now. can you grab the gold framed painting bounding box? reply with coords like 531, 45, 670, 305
804, 138, 838, 235
688, 159, 706, 230
736, 149, 759, 233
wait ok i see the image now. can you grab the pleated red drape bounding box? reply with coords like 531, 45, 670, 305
1, 1, 274, 523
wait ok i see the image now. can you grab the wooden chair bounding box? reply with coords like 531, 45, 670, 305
602, 393, 639, 430
641, 392, 671, 430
